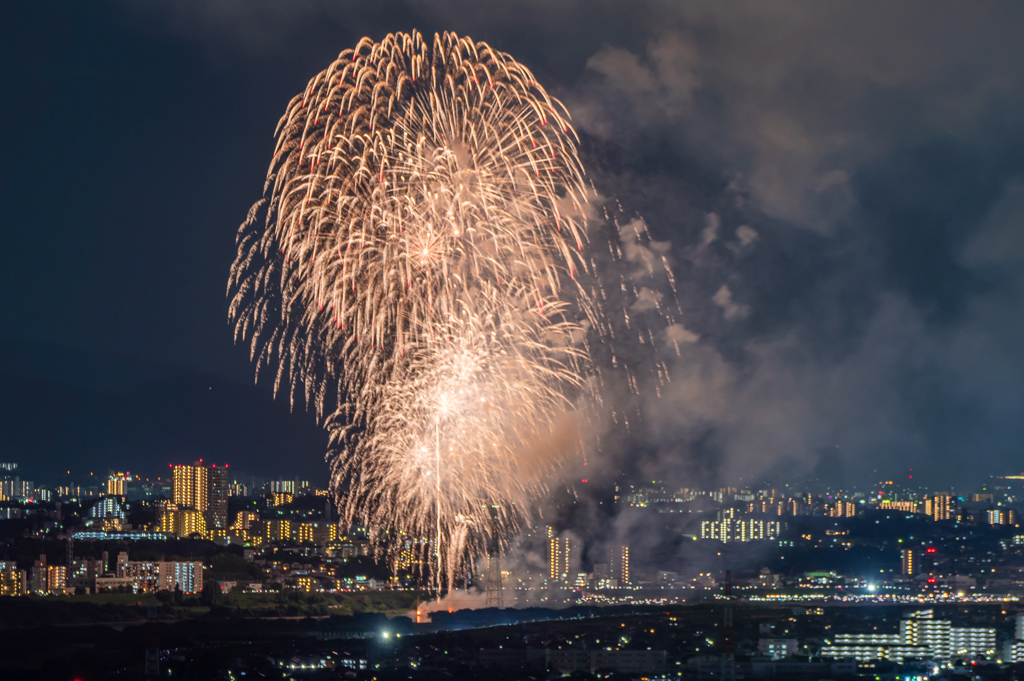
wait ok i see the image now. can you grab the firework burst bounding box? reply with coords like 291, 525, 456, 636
229, 30, 598, 589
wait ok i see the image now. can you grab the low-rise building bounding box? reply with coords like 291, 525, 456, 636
758, 638, 798, 660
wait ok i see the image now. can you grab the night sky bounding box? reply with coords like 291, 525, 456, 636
2, 1, 1024, 491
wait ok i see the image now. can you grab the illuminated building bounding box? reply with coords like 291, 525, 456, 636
114, 551, 203, 593
819, 640, 926, 664
165, 561, 201, 592
71, 558, 105, 584
272, 492, 294, 506
547, 528, 575, 583
738, 519, 781, 541
173, 463, 208, 511
987, 508, 1016, 525
228, 483, 248, 497
827, 501, 858, 518
1007, 615, 1024, 661
700, 509, 782, 543
29, 555, 47, 593
90, 496, 127, 520
207, 465, 229, 532
1005, 641, 1024, 663
749, 499, 784, 516
47, 565, 67, 593
229, 511, 265, 544
901, 548, 917, 575
268, 480, 296, 494
297, 577, 315, 592
296, 521, 336, 545
949, 628, 997, 659
268, 519, 292, 542
926, 494, 954, 521
0, 564, 25, 596
107, 472, 130, 496
879, 500, 919, 513
159, 507, 207, 537
610, 544, 629, 586
758, 639, 798, 660
232, 511, 259, 530
171, 461, 229, 535
396, 536, 428, 570
821, 610, 995, 662
329, 534, 370, 560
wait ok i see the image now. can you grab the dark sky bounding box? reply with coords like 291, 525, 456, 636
2, 1, 1024, 491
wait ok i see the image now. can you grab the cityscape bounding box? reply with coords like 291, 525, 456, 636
6, 2, 1024, 681
6, 461, 1024, 677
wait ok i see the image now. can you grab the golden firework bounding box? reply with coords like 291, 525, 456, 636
229, 30, 597, 590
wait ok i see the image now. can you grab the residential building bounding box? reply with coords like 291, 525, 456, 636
901, 548, 918, 576
107, 472, 130, 496
160, 506, 206, 537
115, 551, 203, 593
758, 639, 798, 660
700, 508, 782, 543
0, 563, 26, 596
547, 528, 575, 584
610, 544, 629, 586
821, 610, 996, 663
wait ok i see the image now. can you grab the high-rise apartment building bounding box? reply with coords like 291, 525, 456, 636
107, 472, 130, 496
901, 549, 917, 575
171, 461, 228, 535
610, 545, 630, 586
268, 480, 296, 494
29, 555, 47, 593
173, 463, 208, 511
700, 508, 782, 543
268, 519, 292, 542
828, 501, 858, 518
987, 508, 1016, 525
207, 465, 228, 532
547, 527, 575, 583
926, 494, 954, 521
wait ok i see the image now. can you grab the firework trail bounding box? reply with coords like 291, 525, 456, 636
229, 31, 599, 590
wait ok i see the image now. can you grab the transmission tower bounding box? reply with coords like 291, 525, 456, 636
144, 602, 161, 676
484, 505, 503, 608
720, 569, 736, 681
65, 535, 73, 593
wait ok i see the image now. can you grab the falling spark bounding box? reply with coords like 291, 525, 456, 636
228, 31, 599, 591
